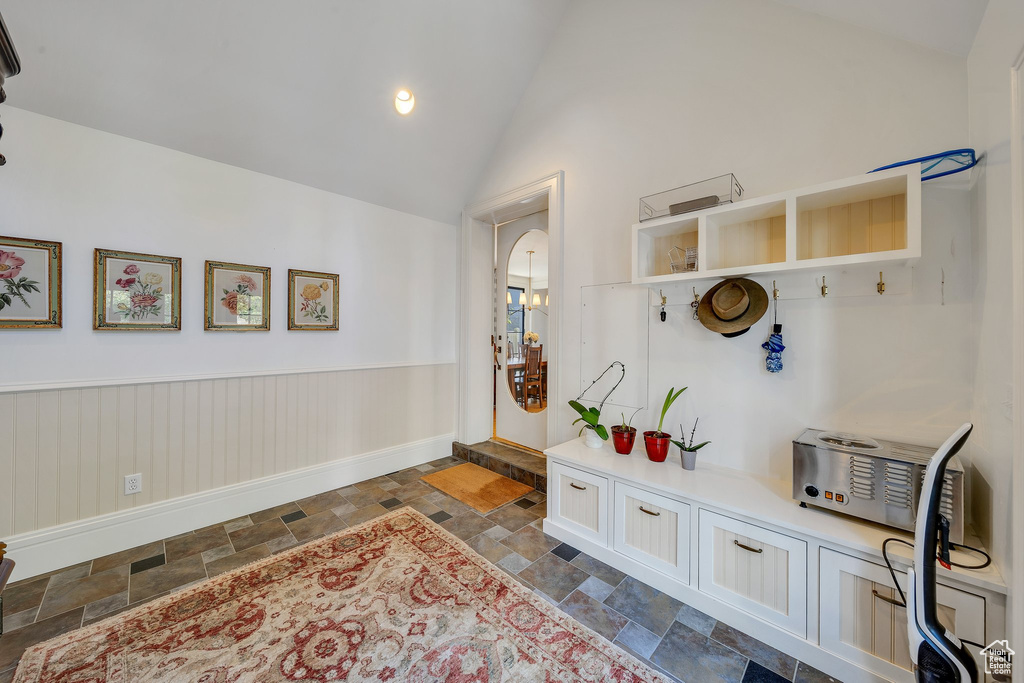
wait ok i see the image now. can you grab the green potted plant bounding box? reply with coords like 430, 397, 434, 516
671, 419, 711, 470
644, 387, 685, 462
569, 361, 624, 449
610, 408, 641, 455
569, 401, 608, 448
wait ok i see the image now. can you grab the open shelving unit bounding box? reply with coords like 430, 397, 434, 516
631, 165, 921, 285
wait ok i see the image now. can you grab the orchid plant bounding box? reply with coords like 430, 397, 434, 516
569, 360, 625, 441
617, 407, 641, 432
671, 419, 711, 453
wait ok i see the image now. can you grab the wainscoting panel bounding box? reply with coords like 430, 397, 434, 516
0, 363, 456, 538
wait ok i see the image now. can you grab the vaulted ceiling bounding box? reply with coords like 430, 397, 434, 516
1, 1, 987, 225
2, 1, 567, 224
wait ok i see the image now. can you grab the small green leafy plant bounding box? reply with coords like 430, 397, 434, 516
614, 407, 641, 433
569, 400, 608, 440
672, 419, 711, 453
654, 387, 686, 437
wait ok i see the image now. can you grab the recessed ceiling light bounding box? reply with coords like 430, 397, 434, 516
395, 89, 415, 115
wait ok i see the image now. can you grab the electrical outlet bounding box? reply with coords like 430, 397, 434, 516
124, 473, 142, 495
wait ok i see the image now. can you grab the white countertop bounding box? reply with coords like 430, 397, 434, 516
545, 437, 1006, 595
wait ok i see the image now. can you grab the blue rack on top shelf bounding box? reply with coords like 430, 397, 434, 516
870, 148, 977, 182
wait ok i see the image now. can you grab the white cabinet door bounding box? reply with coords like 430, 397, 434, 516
613, 482, 691, 584
698, 509, 807, 637
549, 462, 608, 545
819, 548, 986, 682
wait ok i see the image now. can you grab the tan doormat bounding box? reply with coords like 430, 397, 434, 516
421, 462, 533, 513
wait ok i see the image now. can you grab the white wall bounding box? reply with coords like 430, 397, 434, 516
966, 0, 1024, 611
0, 108, 457, 389
0, 109, 458, 543
473, 0, 973, 479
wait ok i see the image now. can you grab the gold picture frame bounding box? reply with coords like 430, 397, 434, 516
287, 269, 339, 331
0, 235, 62, 329
94, 248, 181, 331
204, 260, 271, 331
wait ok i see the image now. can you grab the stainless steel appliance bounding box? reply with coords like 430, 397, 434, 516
793, 429, 964, 544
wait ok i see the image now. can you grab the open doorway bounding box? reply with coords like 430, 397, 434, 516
458, 172, 564, 453
494, 208, 548, 451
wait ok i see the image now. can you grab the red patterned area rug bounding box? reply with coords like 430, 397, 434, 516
15, 508, 667, 682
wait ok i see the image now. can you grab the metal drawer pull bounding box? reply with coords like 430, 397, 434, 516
872, 590, 905, 607
569, 483, 587, 491
639, 506, 661, 517
733, 540, 763, 554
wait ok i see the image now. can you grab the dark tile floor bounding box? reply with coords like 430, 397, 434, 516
0, 455, 841, 683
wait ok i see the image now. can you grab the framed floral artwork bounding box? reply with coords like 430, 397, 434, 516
94, 248, 181, 331
287, 269, 339, 331
205, 260, 270, 331
0, 235, 62, 329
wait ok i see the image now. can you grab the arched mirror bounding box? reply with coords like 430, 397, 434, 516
505, 230, 548, 413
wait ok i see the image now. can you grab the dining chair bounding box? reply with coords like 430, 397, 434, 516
524, 344, 544, 408
506, 343, 525, 406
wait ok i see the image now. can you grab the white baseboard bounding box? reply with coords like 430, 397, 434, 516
6, 433, 455, 581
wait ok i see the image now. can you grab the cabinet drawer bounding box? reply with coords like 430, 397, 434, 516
614, 482, 691, 583
549, 463, 608, 545
819, 548, 985, 682
698, 509, 807, 636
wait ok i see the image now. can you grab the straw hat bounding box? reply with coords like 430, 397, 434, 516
697, 278, 768, 337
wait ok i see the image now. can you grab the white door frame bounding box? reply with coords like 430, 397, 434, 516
457, 171, 565, 447
1009, 47, 1024, 648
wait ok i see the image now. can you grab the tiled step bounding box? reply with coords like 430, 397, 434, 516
452, 440, 547, 493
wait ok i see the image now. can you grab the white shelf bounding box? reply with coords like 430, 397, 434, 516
632, 166, 921, 285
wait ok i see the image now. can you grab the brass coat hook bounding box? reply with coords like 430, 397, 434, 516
772, 280, 779, 300
820, 276, 828, 298
877, 271, 885, 295
659, 290, 667, 322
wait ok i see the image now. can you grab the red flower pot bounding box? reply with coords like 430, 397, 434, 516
643, 431, 671, 462
611, 426, 637, 455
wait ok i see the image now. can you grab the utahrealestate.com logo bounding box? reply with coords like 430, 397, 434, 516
980, 639, 1014, 677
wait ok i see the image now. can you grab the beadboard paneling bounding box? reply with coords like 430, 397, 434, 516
1, 363, 456, 537
623, 493, 679, 565
558, 473, 601, 534
797, 193, 907, 260
712, 526, 790, 614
